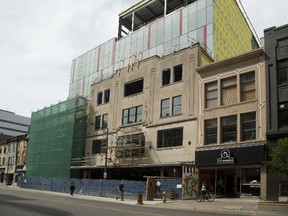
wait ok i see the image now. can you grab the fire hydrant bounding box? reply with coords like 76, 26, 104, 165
162, 191, 166, 203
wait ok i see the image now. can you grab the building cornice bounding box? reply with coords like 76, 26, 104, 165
196, 48, 264, 74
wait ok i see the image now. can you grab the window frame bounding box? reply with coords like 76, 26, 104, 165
241, 112, 256, 141
221, 76, 237, 105
104, 89, 110, 103
173, 64, 183, 82
157, 127, 183, 148
95, 115, 101, 130
172, 95, 182, 115
161, 98, 170, 117
205, 118, 217, 145
205, 81, 218, 108
221, 115, 237, 143
122, 105, 143, 125
240, 72, 256, 102
97, 92, 103, 105
162, 68, 171, 86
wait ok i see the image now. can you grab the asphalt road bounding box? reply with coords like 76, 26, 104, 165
0, 184, 245, 216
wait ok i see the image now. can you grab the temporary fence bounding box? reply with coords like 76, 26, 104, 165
17, 177, 182, 200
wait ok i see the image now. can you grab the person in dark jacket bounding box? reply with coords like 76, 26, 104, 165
70, 182, 75, 196
117, 180, 124, 201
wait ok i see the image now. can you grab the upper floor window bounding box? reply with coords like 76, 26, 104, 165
205, 118, 217, 145
221, 77, 237, 105
157, 127, 183, 148
161, 98, 170, 117
277, 59, 288, 85
240, 72, 255, 101
92, 140, 102, 154
221, 115, 237, 143
162, 64, 183, 86
124, 78, 143, 97
102, 114, 108, 129
173, 64, 183, 82
122, 105, 142, 125
95, 114, 108, 130
241, 112, 256, 141
97, 92, 103, 105
160, 95, 182, 117
95, 115, 101, 130
97, 89, 110, 105
162, 68, 171, 86
172, 95, 182, 115
205, 71, 256, 108
205, 81, 218, 108
104, 89, 110, 103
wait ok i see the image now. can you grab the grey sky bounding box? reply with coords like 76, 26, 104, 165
0, 0, 287, 117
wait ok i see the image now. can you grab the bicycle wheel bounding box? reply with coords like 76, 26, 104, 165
207, 193, 215, 202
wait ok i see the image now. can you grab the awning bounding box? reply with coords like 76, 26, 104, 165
195, 143, 266, 167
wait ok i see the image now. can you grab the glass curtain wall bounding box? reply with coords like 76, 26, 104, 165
69, 0, 214, 99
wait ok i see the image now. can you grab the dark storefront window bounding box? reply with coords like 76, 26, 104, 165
221, 115, 237, 143
241, 112, 256, 141
205, 119, 217, 145
157, 128, 183, 148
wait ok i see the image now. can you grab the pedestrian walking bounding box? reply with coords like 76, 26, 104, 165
117, 179, 124, 201
70, 182, 75, 196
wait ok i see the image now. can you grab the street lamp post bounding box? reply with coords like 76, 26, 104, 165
103, 128, 109, 179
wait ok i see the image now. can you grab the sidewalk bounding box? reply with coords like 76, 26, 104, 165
6, 184, 288, 216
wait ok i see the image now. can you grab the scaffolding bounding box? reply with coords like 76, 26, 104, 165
26, 97, 88, 178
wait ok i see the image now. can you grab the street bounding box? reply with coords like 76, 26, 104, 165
0, 184, 247, 216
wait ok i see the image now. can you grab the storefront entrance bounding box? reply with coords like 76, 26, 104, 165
199, 167, 260, 198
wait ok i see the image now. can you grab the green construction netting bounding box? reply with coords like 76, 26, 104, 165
26, 97, 88, 178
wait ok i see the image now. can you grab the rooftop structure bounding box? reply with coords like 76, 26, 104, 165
68, 0, 259, 99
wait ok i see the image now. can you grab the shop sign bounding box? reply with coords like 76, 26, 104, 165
217, 149, 234, 164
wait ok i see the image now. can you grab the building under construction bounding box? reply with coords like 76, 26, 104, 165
26, 97, 88, 178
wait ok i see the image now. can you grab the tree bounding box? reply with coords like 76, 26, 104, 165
267, 137, 288, 177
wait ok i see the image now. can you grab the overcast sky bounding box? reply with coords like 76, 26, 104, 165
0, 0, 287, 118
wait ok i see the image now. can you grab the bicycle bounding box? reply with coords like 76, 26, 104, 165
192, 187, 215, 202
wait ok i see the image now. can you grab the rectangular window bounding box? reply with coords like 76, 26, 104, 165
277, 59, 288, 85
97, 92, 103, 105
162, 68, 171, 86
92, 140, 102, 154
241, 72, 255, 101
122, 109, 129, 125
95, 115, 101, 130
172, 95, 182, 115
104, 89, 110, 103
157, 128, 183, 148
205, 81, 218, 108
102, 114, 108, 129
279, 102, 288, 129
122, 105, 143, 125
173, 64, 182, 82
221, 115, 237, 143
241, 112, 256, 141
124, 78, 144, 97
161, 98, 170, 117
205, 119, 217, 145
221, 77, 237, 105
